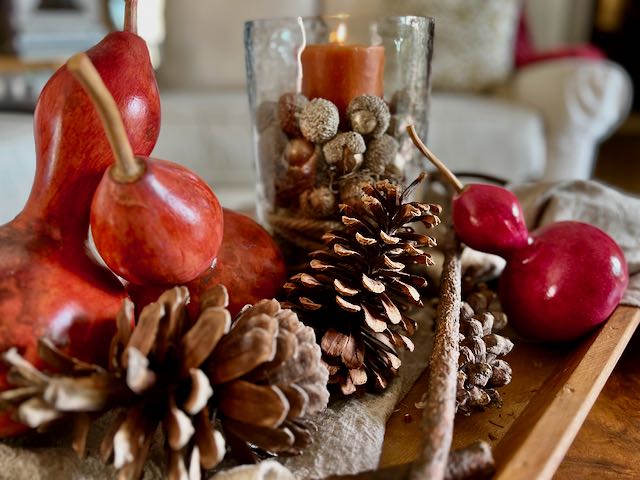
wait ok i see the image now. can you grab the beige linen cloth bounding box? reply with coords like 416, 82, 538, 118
0, 180, 638, 479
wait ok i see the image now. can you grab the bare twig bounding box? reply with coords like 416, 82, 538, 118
330, 442, 494, 480
445, 441, 494, 480
409, 235, 462, 480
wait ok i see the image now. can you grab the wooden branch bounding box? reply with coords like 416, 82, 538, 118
409, 236, 463, 480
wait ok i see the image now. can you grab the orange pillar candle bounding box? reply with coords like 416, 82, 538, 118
301, 43, 385, 118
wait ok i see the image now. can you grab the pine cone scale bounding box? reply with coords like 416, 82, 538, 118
218, 380, 289, 428
193, 408, 224, 469
183, 369, 213, 415
223, 418, 295, 453
179, 306, 230, 374
207, 328, 277, 384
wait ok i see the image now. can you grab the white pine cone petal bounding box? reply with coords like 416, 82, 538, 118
184, 369, 213, 415
166, 405, 195, 451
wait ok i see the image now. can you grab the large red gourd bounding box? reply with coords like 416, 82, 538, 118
0, 1, 160, 436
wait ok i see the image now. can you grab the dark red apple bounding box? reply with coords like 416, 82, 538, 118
499, 221, 628, 342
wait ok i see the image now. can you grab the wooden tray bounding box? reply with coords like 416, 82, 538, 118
334, 305, 640, 479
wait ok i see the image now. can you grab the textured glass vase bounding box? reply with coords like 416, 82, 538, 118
245, 15, 434, 260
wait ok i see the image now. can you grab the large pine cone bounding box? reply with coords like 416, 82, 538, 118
207, 296, 329, 461
0, 286, 329, 480
284, 174, 441, 395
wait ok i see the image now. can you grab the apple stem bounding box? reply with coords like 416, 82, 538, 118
124, 0, 138, 34
407, 125, 465, 194
67, 53, 143, 183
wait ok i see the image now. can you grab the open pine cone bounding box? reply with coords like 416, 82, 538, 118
457, 283, 514, 415
283, 174, 442, 394
0, 286, 329, 480
206, 295, 329, 462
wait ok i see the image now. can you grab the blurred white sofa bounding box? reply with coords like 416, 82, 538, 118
0, 0, 632, 224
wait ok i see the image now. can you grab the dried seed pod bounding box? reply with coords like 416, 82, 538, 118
461, 336, 486, 363
464, 362, 493, 388
299, 186, 337, 218
466, 386, 491, 408
474, 312, 494, 336
483, 334, 514, 356
347, 94, 390, 138
284, 138, 316, 167
278, 92, 308, 137
462, 318, 484, 338
299, 98, 340, 144
488, 359, 512, 387
459, 346, 475, 367
492, 311, 508, 331
256, 100, 278, 133
362, 134, 399, 175
460, 302, 475, 322
275, 143, 319, 208
322, 131, 366, 174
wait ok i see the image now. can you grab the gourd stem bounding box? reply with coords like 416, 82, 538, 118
407, 125, 464, 194
67, 53, 143, 183
124, 0, 138, 34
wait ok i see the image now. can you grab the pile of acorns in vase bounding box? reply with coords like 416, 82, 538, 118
0, 3, 329, 478
259, 90, 414, 260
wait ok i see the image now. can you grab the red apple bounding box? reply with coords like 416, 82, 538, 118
499, 221, 628, 342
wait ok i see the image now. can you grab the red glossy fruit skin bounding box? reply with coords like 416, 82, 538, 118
127, 209, 287, 318
187, 209, 287, 318
499, 221, 629, 342
452, 184, 530, 257
91, 159, 224, 286
0, 31, 160, 436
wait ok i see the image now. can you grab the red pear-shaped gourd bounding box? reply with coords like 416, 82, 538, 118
68, 54, 223, 286
408, 126, 629, 343
127, 209, 287, 318
452, 184, 530, 257
0, 1, 160, 437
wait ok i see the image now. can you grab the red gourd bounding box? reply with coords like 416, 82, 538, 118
128, 209, 287, 318
408, 126, 629, 342
68, 53, 223, 286
0, 1, 160, 436
187, 209, 287, 317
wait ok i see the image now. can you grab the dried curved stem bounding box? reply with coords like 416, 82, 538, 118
124, 0, 138, 34
409, 235, 462, 480
67, 53, 143, 183
407, 125, 464, 194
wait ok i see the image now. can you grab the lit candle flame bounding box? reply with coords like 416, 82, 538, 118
330, 21, 347, 44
